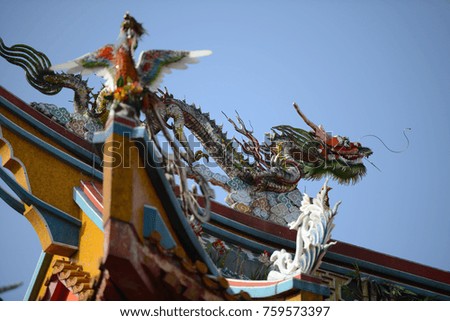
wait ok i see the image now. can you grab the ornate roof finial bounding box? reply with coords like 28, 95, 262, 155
121, 12, 146, 39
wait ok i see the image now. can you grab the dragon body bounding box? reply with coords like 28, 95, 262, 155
144, 94, 371, 224
151, 94, 372, 190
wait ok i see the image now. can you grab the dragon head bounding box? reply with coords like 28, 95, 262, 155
314, 132, 373, 183
272, 103, 373, 184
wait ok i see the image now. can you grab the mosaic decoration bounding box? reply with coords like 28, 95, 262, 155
199, 233, 272, 281
0, 13, 374, 280
148, 92, 372, 225
30, 102, 103, 140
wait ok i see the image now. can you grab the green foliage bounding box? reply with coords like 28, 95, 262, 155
116, 76, 124, 88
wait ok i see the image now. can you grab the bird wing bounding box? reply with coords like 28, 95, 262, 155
136, 49, 212, 91
50, 44, 116, 88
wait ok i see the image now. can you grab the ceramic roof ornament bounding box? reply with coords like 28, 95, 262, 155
0, 13, 372, 286
268, 179, 341, 280
51, 12, 212, 92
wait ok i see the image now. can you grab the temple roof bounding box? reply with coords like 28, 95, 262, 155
1, 85, 449, 301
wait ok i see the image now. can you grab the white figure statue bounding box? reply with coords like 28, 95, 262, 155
268, 179, 341, 280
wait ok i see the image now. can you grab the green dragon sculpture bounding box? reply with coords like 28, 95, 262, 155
0, 14, 372, 225
152, 92, 372, 192
149, 92, 372, 223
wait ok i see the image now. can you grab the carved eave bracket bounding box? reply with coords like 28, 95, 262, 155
41, 259, 94, 301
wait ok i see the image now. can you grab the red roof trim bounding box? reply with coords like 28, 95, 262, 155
330, 241, 450, 284
0, 86, 95, 151
105, 113, 137, 129
80, 180, 104, 212
199, 197, 298, 240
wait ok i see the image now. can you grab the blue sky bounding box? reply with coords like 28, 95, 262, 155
1, 0, 449, 300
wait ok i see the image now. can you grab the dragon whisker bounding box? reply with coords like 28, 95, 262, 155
365, 158, 382, 172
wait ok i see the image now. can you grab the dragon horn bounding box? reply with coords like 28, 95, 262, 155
293, 102, 328, 141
